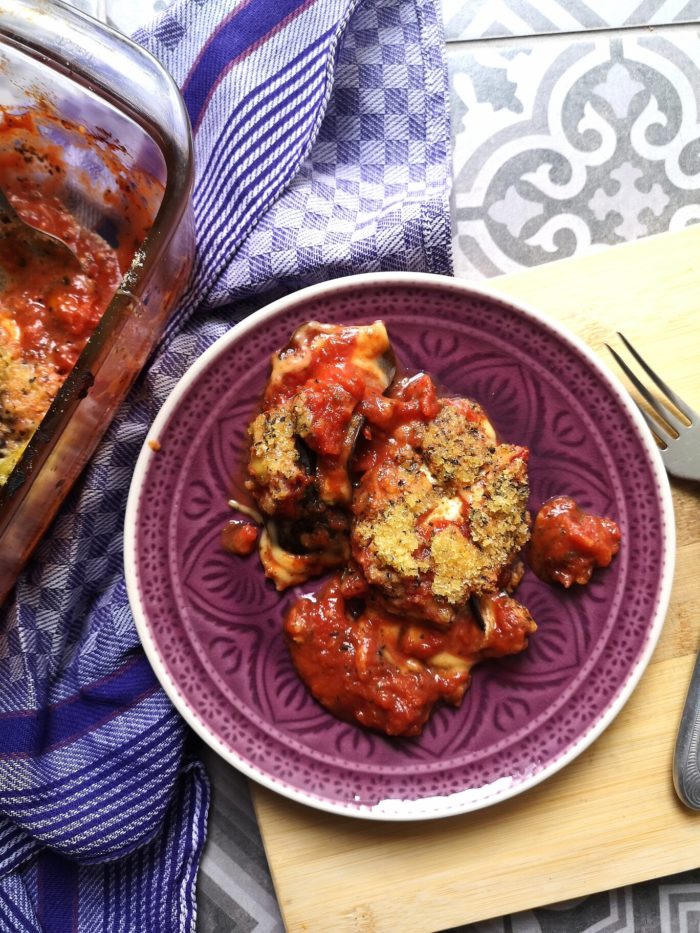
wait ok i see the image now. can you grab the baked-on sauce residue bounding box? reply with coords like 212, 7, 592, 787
0, 190, 121, 483
529, 495, 621, 587
0, 107, 159, 485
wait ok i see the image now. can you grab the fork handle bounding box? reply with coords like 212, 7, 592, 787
673, 652, 700, 809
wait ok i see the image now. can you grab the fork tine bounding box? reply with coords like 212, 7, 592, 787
607, 342, 685, 436
618, 332, 694, 422
628, 392, 672, 447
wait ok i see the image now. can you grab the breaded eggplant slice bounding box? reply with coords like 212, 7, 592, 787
352, 392, 530, 625
0, 344, 61, 485
246, 321, 394, 589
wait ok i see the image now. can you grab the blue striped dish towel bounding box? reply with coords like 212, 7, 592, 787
0, 0, 452, 928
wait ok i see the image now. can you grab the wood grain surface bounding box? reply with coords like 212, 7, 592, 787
251, 226, 700, 933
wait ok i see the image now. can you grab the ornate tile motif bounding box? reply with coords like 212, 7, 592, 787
443, 0, 700, 41
451, 873, 700, 932
450, 28, 700, 278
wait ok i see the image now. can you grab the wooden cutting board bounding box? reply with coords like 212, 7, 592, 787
251, 226, 700, 933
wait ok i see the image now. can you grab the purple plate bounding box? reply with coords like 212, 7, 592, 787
124, 272, 674, 820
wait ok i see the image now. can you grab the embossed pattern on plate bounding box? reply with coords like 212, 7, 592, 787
124, 272, 673, 820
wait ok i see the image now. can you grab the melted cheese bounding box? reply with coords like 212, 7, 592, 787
228, 498, 263, 524
258, 526, 311, 590
424, 496, 464, 524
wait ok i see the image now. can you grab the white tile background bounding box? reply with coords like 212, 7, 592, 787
448, 21, 700, 280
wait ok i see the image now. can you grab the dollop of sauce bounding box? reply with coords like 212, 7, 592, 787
529, 495, 621, 587
221, 519, 259, 557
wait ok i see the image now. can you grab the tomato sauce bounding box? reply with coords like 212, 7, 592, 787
267, 327, 374, 407
529, 495, 621, 587
243, 322, 394, 587
284, 573, 478, 736
0, 191, 122, 374
220, 519, 259, 557
0, 105, 160, 485
354, 373, 441, 473
284, 571, 535, 736
262, 323, 393, 465
353, 373, 494, 477
0, 107, 162, 372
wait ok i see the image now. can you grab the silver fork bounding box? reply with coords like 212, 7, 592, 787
607, 333, 700, 810
607, 333, 700, 482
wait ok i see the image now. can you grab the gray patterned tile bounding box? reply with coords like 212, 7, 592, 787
196, 747, 284, 933
449, 26, 700, 279
443, 0, 700, 42
448, 870, 700, 932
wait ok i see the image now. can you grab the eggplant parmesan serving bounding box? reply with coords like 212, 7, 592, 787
225, 321, 621, 737
244, 321, 394, 588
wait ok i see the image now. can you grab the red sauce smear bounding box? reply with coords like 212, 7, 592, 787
529, 495, 621, 587
267, 326, 375, 408
354, 372, 441, 473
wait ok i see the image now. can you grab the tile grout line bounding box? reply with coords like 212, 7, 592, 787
445, 18, 700, 50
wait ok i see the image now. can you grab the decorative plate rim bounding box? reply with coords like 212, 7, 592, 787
124, 270, 675, 822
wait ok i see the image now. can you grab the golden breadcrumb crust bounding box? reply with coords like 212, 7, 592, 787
352, 401, 530, 616
247, 402, 308, 515
0, 347, 62, 484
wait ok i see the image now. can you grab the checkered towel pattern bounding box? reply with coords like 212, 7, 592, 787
0, 0, 452, 928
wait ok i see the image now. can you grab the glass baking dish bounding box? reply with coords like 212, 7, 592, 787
0, 0, 194, 603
